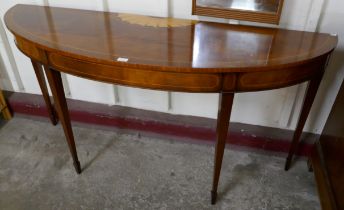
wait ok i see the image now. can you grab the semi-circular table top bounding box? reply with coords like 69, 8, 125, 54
4, 4, 338, 92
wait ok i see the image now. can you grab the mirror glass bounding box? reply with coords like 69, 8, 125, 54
193, 0, 284, 24
196, 0, 279, 13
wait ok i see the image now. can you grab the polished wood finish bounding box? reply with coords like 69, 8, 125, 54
5, 5, 337, 92
0, 90, 11, 120
193, 0, 284, 24
311, 81, 344, 210
31, 60, 57, 125
236, 57, 327, 92
4, 5, 336, 73
44, 67, 81, 174
4, 4, 338, 204
211, 92, 234, 204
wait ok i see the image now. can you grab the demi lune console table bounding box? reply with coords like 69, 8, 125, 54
5, 4, 337, 204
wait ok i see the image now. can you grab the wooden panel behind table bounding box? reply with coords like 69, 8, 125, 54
312, 81, 344, 210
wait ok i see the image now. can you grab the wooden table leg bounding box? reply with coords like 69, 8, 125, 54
211, 92, 234, 204
307, 156, 313, 172
0, 90, 12, 120
31, 60, 58, 125
285, 72, 324, 171
44, 66, 81, 174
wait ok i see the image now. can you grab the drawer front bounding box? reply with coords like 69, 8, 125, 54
236, 60, 326, 91
48, 53, 222, 93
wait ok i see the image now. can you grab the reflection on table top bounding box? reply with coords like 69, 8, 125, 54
5, 4, 337, 72
196, 0, 280, 13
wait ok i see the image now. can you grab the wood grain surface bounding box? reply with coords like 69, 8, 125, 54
4, 5, 337, 93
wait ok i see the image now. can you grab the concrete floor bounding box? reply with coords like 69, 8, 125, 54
0, 116, 320, 210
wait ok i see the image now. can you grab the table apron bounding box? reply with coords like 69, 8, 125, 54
48, 52, 223, 92
233, 59, 326, 92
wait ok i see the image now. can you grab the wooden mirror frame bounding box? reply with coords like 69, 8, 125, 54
192, 0, 284, 24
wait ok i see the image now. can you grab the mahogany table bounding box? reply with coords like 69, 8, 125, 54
5, 4, 337, 204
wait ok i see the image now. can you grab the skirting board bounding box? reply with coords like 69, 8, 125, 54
4, 91, 318, 156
